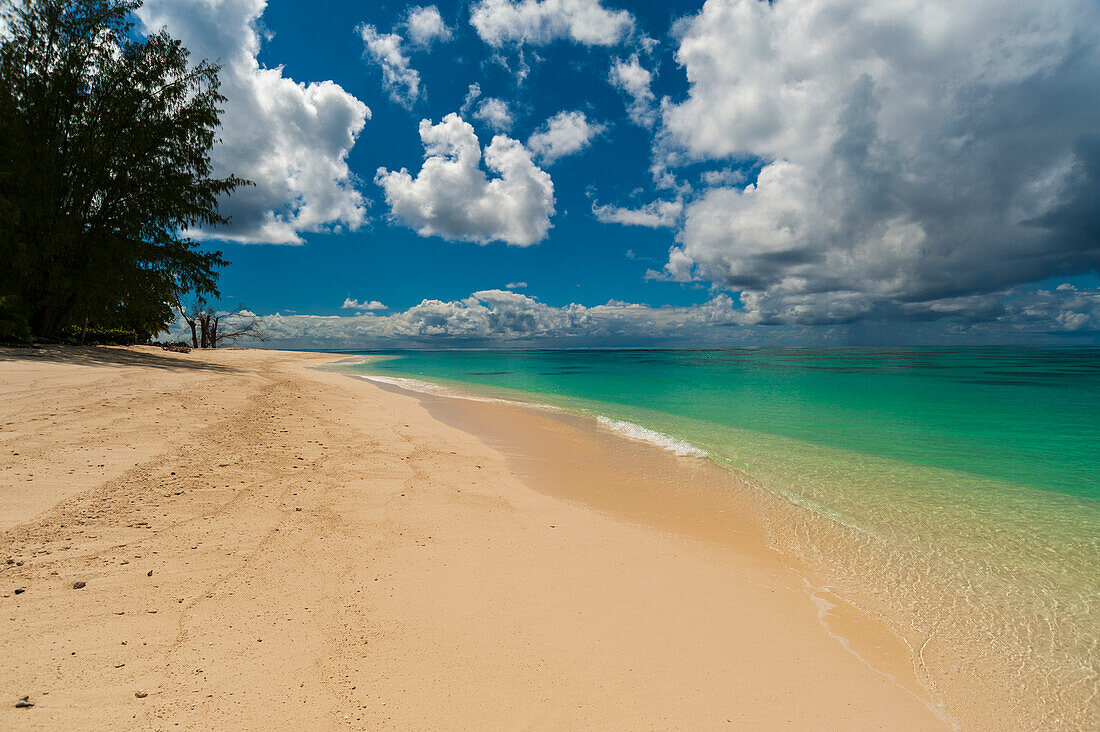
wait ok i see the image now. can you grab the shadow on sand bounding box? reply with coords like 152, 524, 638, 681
0, 344, 237, 373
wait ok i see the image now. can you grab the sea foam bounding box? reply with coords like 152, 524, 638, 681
356, 374, 708, 459
353, 373, 466, 398
595, 416, 710, 458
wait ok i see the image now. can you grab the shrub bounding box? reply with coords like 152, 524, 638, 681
62, 326, 143, 346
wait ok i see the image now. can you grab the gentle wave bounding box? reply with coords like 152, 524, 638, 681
595, 416, 710, 458
352, 373, 562, 412
353, 373, 468, 398
354, 373, 711, 460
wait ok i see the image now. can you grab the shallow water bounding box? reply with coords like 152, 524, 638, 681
341, 348, 1099, 729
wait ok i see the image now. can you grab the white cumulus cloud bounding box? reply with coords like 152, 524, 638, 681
359, 24, 420, 107
470, 0, 634, 47
138, 0, 370, 245
593, 199, 682, 228
474, 99, 514, 132
341, 298, 387, 311
405, 5, 452, 47
657, 0, 1100, 325
462, 84, 515, 132
376, 114, 555, 246
609, 54, 656, 127
527, 111, 604, 165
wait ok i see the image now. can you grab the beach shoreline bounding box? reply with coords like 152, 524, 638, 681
361, 371, 946, 707
2, 345, 951, 729
343, 352, 1100, 732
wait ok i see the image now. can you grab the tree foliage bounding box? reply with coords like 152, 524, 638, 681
0, 0, 247, 340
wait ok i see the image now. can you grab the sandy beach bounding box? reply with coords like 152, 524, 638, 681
0, 346, 949, 730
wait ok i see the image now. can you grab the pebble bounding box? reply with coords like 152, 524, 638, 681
147, 570, 153, 577
14, 588, 25, 595
15, 696, 34, 708
72, 581, 86, 589
134, 691, 148, 699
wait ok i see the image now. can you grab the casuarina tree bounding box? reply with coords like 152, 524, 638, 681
0, 0, 247, 340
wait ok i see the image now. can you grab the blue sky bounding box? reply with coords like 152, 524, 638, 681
136, 0, 1100, 347
209, 0, 703, 314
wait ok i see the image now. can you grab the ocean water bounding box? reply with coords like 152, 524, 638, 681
342, 348, 1099, 728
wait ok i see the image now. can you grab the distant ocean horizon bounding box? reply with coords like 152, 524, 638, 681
339, 347, 1099, 727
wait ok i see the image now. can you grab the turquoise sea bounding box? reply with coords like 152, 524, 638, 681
341, 348, 1099, 728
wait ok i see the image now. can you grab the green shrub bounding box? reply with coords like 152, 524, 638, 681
61, 326, 143, 346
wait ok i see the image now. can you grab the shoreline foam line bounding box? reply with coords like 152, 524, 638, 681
350, 373, 560, 411
351, 368, 939, 545
352, 372, 715, 461
350, 369, 876, 529
593, 415, 710, 458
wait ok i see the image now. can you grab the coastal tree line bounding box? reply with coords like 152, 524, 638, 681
0, 0, 248, 345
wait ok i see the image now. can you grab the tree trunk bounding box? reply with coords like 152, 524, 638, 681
187, 319, 198, 348
30, 305, 56, 340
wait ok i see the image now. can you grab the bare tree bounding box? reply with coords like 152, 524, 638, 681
197, 308, 213, 348
176, 298, 204, 348
175, 299, 266, 348
207, 306, 267, 348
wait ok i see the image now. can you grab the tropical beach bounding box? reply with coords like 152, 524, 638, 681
0, 345, 956, 729
5, 345, 1098, 729
3, 0, 1100, 729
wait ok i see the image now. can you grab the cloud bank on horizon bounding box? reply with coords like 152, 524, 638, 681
143, 0, 1100, 344
186, 283, 1100, 348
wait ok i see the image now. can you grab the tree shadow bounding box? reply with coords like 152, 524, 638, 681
0, 344, 239, 373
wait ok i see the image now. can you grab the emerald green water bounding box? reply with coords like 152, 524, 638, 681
342, 348, 1099, 728
352, 349, 1099, 497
